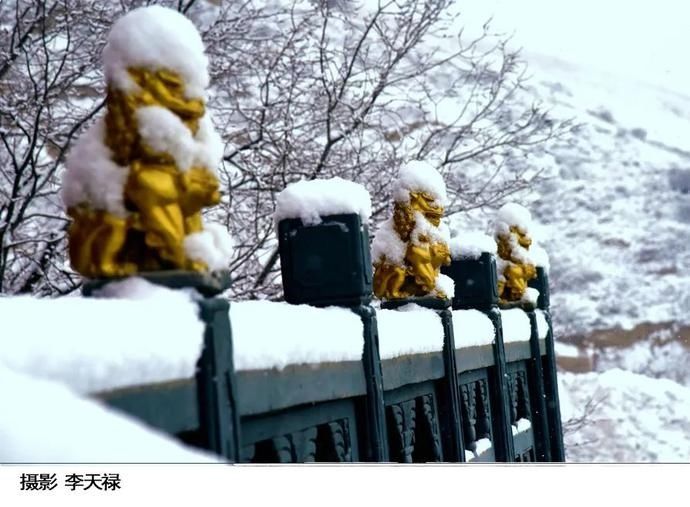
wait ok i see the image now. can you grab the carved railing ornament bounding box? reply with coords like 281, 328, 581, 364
493, 203, 538, 306
417, 395, 443, 462
62, 6, 232, 280
387, 400, 417, 463
371, 161, 452, 302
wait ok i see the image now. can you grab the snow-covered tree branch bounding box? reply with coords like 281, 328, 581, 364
0, 0, 573, 298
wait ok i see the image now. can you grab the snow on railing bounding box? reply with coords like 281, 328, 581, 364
377, 304, 444, 360
0, 278, 204, 394
0, 222, 560, 464
0, 364, 218, 463
230, 300, 364, 371
2, 153, 563, 465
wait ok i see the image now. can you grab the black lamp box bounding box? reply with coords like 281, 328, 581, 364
528, 266, 550, 310
278, 213, 373, 307
441, 252, 498, 310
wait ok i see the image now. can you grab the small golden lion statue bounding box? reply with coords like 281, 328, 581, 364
494, 203, 537, 303
372, 161, 451, 300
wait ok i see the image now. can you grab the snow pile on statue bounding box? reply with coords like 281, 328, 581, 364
62, 5, 232, 278
493, 203, 539, 305
371, 161, 453, 300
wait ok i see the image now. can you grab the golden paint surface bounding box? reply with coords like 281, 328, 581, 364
373, 191, 450, 300
67, 67, 220, 278
496, 225, 537, 303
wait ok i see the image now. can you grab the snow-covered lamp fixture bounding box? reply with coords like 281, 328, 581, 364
61, 6, 232, 280
274, 177, 373, 307
493, 203, 538, 306
371, 161, 453, 302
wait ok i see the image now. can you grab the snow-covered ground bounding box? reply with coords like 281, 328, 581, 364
560, 369, 690, 462
448, 52, 690, 339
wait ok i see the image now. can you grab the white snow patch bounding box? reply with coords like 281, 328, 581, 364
448, 232, 497, 260
474, 438, 493, 457
0, 364, 219, 463
0, 286, 204, 394
452, 309, 495, 348
92, 276, 200, 302
466, 438, 493, 461
512, 418, 532, 435
523, 287, 540, 306
103, 5, 209, 98
409, 211, 450, 246
435, 273, 455, 299
194, 113, 225, 171
535, 309, 550, 339
393, 160, 448, 206
371, 218, 407, 264
495, 202, 533, 235
137, 106, 198, 170
530, 244, 550, 272
184, 222, 234, 271
230, 301, 364, 370
561, 369, 690, 462
274, 177, 372, 226
136, 107, 223, 172
61, 116, 129, 216
500, 309, 531, 343
377, 304, 444, 360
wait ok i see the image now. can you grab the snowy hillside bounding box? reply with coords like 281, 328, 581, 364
450, 1, 690, 462
524, 55, 690, 339
448, 51, 690, 340
505, 40, 690, 465
560, 369, 690, 462
519, 58, 690, 462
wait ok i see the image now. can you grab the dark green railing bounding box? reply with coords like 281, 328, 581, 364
94, 214, 565, 463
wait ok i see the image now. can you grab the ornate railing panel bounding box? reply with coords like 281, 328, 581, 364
91, 222, 564, 463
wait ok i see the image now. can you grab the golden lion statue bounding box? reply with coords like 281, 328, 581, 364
62, 7, 227, 278
494, 204, 537, 303
372, 162, 451, 300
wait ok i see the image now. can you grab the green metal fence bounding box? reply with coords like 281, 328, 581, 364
94, 214, 565, 463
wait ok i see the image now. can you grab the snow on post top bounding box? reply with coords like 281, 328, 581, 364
448, 231, 497, 260
377, 304, 445, 360
494, 202, 533, 236
103, 6, 209, 98
230, 301, 364, 370
274, 177, 372, 226
500, 308, 531, 343
393, 160, 448, 206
